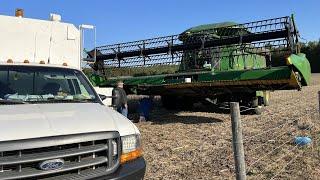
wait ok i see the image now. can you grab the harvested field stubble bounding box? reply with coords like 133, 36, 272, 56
134, 74, 320, 180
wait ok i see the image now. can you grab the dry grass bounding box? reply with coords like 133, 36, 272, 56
132, 74, 320, 180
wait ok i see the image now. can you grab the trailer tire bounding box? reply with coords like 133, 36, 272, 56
251, 97, 259, 107
161, 96, 194, 110
161, 95, 177, 110
178, 97, 194, 110
263, 91, 270, 106
254, 106, 263, 115
251, 97, 263, 115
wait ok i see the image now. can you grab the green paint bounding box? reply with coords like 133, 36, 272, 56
288, 53, 311, 85
97, 66, 292, 87
181, 22, 239, 34
89, 74, 105, 86
196, 66, 291, 82
178, 23, 266, 73
214, 47, 266, 71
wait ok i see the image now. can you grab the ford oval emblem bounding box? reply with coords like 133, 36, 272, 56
38, 159, 64, 171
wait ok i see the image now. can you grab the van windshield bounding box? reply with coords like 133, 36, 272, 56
0, 66, 98, 104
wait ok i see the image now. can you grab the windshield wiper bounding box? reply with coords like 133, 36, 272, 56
0, 99, 28, 104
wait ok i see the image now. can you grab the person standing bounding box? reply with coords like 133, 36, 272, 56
112, 81, 128, 117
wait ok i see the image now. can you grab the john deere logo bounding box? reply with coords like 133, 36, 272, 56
38, 159, 64, 171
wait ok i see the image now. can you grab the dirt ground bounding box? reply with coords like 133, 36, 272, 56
132, 74, 320, 180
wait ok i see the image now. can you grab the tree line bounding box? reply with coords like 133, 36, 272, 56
301, 40, 320, 73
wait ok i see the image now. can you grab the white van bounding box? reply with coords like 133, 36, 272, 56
0, 11, 145, 179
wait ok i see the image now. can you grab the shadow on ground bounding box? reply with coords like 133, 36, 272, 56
150, 111, 224, 125
127, 96, 256, 124
128, 97, 228, 114
128, 97, 225, 124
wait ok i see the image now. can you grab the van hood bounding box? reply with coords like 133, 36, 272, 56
0, 103, 137, 142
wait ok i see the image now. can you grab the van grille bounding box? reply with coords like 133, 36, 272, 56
0, 132, 120, 180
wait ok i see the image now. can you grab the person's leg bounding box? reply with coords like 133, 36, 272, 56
121, 107, 128, 118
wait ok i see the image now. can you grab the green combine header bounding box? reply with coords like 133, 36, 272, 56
86, 15, 311, 114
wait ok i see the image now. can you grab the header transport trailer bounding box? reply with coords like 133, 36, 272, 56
86, 15, 311, 114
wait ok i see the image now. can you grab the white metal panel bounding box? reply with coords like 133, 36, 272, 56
0, 103, 138, 141
94, 87, 114, 106
67, 25, 77, 40
0, 15, 80, 69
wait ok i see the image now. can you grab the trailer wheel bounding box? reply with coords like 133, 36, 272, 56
161, 95, 194, 110
178, 97, 194, 110
161, 95, 177, 110
254, 106, 263, 115
263, 91, 270, 106
251, 97, 259, 107
251, 97, 263, 115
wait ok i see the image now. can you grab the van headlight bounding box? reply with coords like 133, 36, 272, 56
120, 134, 143, 164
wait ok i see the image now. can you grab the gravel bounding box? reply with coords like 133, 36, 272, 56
132, 74, 320, 180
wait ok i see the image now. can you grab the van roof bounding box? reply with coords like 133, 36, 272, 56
0, 14, 81, 69
0, 62, 78, 70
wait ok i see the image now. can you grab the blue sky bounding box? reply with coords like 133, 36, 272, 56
1, 0, 319, 49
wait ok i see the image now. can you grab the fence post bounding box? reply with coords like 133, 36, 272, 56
230, 102, 246, 180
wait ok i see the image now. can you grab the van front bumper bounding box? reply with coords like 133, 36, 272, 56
93, 157, 146, 180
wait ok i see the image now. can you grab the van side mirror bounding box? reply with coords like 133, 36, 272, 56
99, 94, 107, 101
